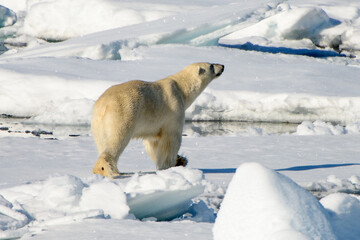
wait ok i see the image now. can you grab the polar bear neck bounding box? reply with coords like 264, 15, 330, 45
169, 71, 210, 110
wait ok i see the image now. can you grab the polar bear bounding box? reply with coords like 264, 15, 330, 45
91, 62, 224, 178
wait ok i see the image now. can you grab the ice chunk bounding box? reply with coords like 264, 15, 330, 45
213, 162, 336, 240
0, 5, 16, 28
126, 167, 205, 221
127, 185, 204, 221
0, 194, 30, 238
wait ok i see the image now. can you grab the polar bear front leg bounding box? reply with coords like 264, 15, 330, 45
143, 129, 182, 170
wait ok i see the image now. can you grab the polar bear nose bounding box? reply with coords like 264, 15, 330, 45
213, 64, 224, 77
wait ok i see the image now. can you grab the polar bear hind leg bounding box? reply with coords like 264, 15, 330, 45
92, 105, 135, 178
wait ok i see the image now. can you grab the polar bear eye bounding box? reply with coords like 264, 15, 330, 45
210, 64, 214, 73
101, 167, 104, 171
199, 67, 206, 75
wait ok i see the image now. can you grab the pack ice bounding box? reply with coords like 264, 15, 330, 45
0, 167, 206, 239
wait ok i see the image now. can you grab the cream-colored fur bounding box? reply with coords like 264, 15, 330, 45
91, 62, 224, 178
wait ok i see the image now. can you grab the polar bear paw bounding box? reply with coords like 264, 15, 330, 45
176, 154, 188, 167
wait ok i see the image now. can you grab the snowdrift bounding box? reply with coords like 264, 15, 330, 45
0, 167, 206, 239
213, 162, 336, 240
214, 163, 360, 240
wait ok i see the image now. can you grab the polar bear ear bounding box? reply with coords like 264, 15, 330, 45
199, 67, 206, 75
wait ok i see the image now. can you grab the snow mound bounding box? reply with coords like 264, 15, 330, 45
0, 5, 16, 28
321, 193, 360, 240
296, 121, 360, 135
213, 162, 336, 240
0, 168, 205, 238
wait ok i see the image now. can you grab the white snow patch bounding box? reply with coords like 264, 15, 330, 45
213, 162, 336, 240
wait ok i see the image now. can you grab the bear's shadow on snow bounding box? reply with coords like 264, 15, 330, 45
200, 163, 360, 174
219, 42, 347, 58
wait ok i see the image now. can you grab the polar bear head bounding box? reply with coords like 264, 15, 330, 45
173, 62, 224, 109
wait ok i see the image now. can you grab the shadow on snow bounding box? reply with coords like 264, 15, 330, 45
200, 163, 360, 174
219, 42, 347, 58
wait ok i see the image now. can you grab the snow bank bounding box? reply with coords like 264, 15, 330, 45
220, 7, 331, 46
187, 90, 360, 124
0, 168, 205, 238
296, 121, 360, 135
321, 193, 360, 240
219, 5, 360, 56
213, 162, 336, 240
0, 68, 109, 124
21, 0, 191, 41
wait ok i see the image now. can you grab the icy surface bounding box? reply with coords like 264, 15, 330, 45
0, 5, 16, 28
213, 162, 336, 240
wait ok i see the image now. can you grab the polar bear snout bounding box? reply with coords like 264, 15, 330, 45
213, 64, 224, 77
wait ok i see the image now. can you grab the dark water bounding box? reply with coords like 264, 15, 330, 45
0, 117, 298, 139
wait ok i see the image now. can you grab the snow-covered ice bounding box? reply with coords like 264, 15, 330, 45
219, 3, 360, 57
0, 167, 208, 238
0, 0, 360, 239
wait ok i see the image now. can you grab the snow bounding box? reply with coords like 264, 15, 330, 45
219, 3, 360, 57
220, 7, 333, 50
0, 0, 360, 239
0, 168, 207, 238
213, 163, 336, 240
22, 0, 195, 41
1, 47, 360, 125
